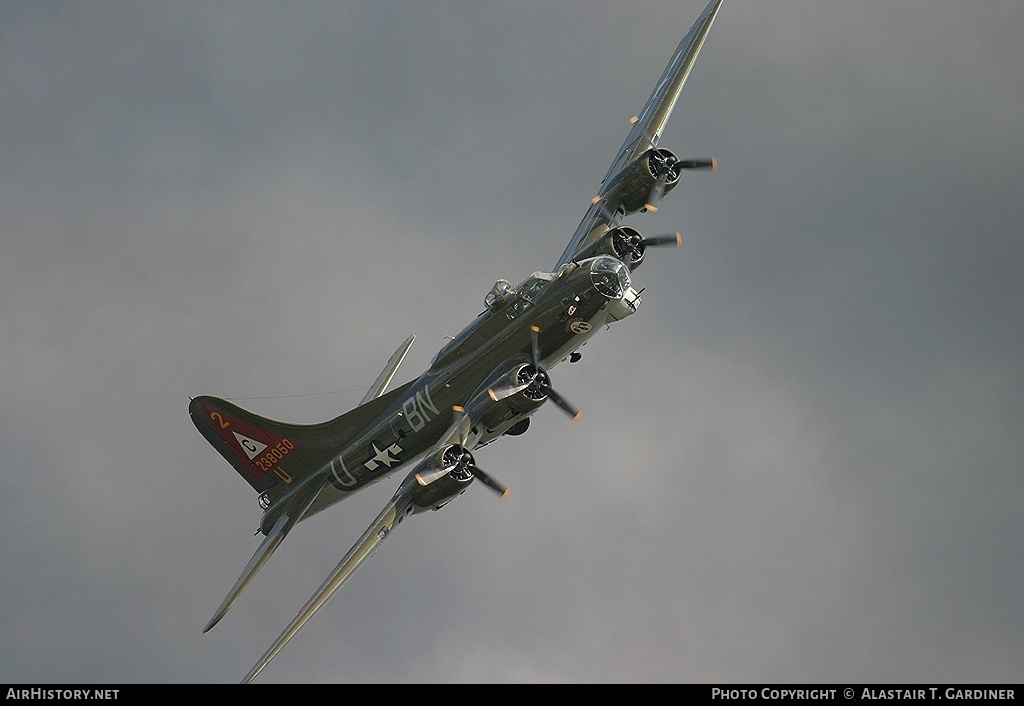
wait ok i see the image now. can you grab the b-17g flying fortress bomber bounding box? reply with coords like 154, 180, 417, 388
190, 0, 725, 683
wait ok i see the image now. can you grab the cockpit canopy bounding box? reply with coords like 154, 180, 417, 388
484, 271, 557, 318
484, 279, 514, 311
508, 271, 555, 317
589, 256, 630, 299
430, 271, 557, 371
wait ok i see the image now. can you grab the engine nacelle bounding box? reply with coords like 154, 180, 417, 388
488, 363, 548, 402
463, 361, 547, 447
572, 225, 648, 270
402, 443, 475, 512
601, 148, 681, 214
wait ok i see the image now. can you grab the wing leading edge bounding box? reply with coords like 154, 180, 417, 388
554, 0, 724, 269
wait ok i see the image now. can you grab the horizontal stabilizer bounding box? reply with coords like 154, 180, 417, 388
242, 488, 413, 683
360, 335, 415, 405
203, 476, 327, 632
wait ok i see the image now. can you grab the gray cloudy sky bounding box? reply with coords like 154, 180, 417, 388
2, 0, 1022, 684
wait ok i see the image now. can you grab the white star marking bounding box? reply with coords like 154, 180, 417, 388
364, 441, 403, 471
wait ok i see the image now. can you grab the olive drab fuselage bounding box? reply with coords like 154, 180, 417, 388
268, 255, 641, 531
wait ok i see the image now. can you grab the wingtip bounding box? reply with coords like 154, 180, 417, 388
203, 609, 226, 633
501, 489, 511, 500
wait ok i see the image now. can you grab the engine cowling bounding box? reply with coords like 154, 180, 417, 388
404, 443, 476, 512
601, 148, 681, 214
572, 226, 647, 269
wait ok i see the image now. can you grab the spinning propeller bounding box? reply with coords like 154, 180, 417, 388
643, 148, 678, 213
645, 152, 717, 212
488, 326, 581, 421
415, 406, 509, 498
613, 227, 683, 264
414, 323, 580, 496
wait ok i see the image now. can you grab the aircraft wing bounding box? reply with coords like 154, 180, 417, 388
242, 487, 413, 683
553, 0, 723, 269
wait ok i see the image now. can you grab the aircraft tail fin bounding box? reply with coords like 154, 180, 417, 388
190, 377, 416, 495
189, 395, 331, 494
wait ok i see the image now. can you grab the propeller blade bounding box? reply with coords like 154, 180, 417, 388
471, 466, 509, 499
644, 172, 670, 212
545, 386, 581, 421
677, 157, 717, 170
451, 405, 473, 442
641, 232, 682, 248
488, 381, 529, 402
529, 326, 580, 420
417, 407, 473, 487
591, 195, 620, 222
489, 332, 542, 402
454, 405, 509, 498
530, 325, 543, 367
646, 155, 714, 213
414, 465, 448, 487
